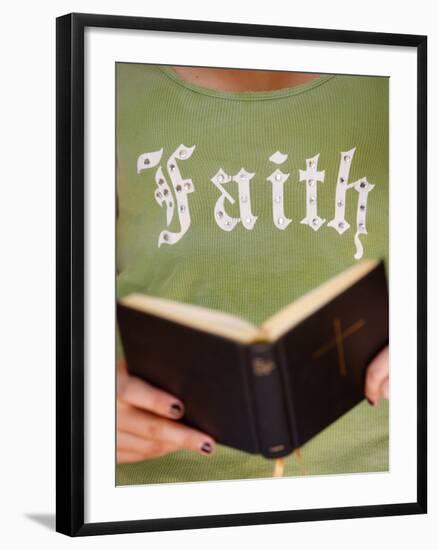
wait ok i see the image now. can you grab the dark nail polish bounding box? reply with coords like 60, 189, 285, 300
201, 442, 212, 454
170, 403, 183, 416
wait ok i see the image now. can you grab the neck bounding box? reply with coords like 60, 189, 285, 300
169, 66, 321, 92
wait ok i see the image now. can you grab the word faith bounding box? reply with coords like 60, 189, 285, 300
137, 145, 375, 259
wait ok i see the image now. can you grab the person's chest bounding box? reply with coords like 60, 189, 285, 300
116, 69, 388, 321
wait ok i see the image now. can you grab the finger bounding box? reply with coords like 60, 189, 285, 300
118, 406, 215, 456
116, 358, 130, 395
117, 450, 147, 464
117, 374, 184, 420
380, 376, 389, 400
117, 357, 128, 376
365, 346, 389, 406
117, 430, 179, 458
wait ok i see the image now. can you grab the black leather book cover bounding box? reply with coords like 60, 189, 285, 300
277, 260, 389, 449
117, 261, 388, 459
117, 305, 261, 454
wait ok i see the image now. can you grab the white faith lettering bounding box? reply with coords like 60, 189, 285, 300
136, 144, 196, 247
299, 153, 326, 231
327, 148, 375, 259
211, 168, 240, 231
212, 167, 258, 231
352, 178, 375, 259
234, 168, 257, 230
137, 145, 377, 259
267, 151, 292, 230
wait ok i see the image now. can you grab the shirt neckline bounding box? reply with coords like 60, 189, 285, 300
158, 65, 335, 102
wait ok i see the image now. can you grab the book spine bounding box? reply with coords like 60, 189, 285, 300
247, 343, 295, 459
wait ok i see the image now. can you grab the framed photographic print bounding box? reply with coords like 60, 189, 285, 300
56, 12, 427, 536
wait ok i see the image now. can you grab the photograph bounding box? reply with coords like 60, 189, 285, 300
115, 62, 390, 486
2, 0, 434, 547
55, 12, 427, 536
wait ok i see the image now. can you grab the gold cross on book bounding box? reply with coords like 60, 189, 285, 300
312, 318, 366, 376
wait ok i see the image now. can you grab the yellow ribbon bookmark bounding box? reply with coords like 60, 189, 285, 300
273, 457, 285, 477
272, 448, 307, 477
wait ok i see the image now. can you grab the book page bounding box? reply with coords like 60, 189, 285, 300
119, 294, 260, 344
261, 259, 379, 341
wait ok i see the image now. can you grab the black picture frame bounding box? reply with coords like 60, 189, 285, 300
56, 12, 427, 537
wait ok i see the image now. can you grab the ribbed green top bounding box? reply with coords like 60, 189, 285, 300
116, 63, 389, 485
159, 65, 336, 101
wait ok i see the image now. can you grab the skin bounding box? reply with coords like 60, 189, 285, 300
117, 66, 390, 464
117, 357, 216, 463
169, 66, 322, 92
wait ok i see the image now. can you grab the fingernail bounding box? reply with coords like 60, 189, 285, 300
201, 442, 213, 455
169, 402, 183, 417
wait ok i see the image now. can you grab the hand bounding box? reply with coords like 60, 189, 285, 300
117, 358, 216, 464
364, 345, 389, 406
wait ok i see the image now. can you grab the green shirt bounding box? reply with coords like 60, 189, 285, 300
116, 63, 389, 485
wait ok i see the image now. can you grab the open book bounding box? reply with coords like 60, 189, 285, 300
117, 259, 388, 459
